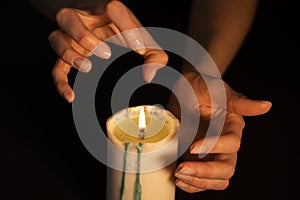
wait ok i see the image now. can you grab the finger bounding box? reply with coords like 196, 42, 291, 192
227, 87, 272, 116
233, 98, 272, 116
126, 5, 169, 82
175, 179, 206, 193
175, 176, 229, 191
142, 50, 169, 82
190, 114, 244, 154
175, 156, 236, 180
190, 134, 241, 154
49, 30, 92, 72
126, 8, 169, 81
93, 25, 127, 47
105, 1, 168, 82
105, 1, 145, 53
51, 59, 75, 103
56, 8, 111, 59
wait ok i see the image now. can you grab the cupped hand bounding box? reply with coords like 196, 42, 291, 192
49, 0, 168, 102
168, 71, 272, 193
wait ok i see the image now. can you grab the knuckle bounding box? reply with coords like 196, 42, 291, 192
60, 48, 72, 62
218, 180, 230, 190
199, 168, 210, 178
93, 27, 106, 39
48, 31, 57, 43
56, 8, 71, 22
160, 51, 169, 64
231, 134, 241, 153
76, 30, 90, 44
55, 81, 64, 90
224, 163, 236, 179
106, 0, 125, 14
145, 49, 169, 65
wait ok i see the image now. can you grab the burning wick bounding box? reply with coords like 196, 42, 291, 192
138, 107, 146, 138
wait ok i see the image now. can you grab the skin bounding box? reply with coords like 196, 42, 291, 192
168, 72, 271, 193
45, 0, 272, 194
168, 0, 272, 193
48, 0, 168, 102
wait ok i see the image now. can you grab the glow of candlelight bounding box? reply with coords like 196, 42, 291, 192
138, 106, 146, 133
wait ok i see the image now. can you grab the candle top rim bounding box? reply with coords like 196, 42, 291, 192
106, 105, 180, 144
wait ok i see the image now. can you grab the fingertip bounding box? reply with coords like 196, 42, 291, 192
232, 98, 273, 116
264, 101, 272, 111
92, 42, 111, 59
74, 58, 92, 73
62, 91, 75, 103
257, 100, 272, 114
264, 101, 272, 109
175, 163, 184, 174
143, 69, 156, 83
143, 63, 165, 82
69, 92, 75, 103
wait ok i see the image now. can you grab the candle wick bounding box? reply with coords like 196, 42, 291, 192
138, 128, 145, 139
139, 128, 145, 133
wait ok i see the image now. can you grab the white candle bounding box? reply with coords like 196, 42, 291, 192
106, 105, 180, 200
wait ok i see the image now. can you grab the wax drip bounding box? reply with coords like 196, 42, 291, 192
134, 143, 143, 200
120, 141, 130, 200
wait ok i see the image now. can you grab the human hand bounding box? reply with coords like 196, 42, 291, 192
168, 71, 272, 193
49, 0, 168, 102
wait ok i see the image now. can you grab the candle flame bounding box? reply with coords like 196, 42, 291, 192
138, 106, 146, 132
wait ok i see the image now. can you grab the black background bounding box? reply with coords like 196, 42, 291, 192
1, 0, 299, 199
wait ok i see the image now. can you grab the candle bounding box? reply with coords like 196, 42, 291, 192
106, 105, 180, 200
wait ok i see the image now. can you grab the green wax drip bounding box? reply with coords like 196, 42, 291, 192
120, 141, 130, 200
134, 143, 143, 200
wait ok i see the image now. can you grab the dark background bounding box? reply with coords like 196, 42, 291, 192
1, 0, 298, 199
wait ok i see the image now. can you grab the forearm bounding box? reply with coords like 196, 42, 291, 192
186, 0, 258, 75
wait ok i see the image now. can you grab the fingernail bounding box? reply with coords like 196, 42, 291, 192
132, 39, 146, 54
190, 145, 207, 154
256, 100, 272, 107
177, 167, 196, 176
74, 58, 92, 72
265, 101, 272, 107
146, 70, 157, 83
93, 43, 111, 59
175, 180, 189, 188
175, 173, 193, 181
62, 92, 74, 103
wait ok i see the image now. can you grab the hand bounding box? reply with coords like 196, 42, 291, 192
168, 71, 272, 193
49, 0, 168, 102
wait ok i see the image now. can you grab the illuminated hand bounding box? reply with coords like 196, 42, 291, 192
168, 71, 272, 193
49, 0, 167, 102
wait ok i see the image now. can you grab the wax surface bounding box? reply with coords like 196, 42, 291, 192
113, 117, 172, 144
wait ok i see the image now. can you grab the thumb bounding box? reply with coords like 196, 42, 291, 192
228, 94, 272, 116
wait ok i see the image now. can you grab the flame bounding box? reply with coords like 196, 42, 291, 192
138, 106, 146, 131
